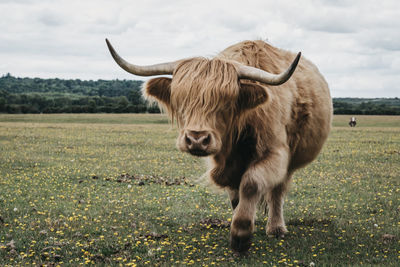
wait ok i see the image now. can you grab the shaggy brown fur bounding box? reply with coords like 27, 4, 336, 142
143, 40, 332, 253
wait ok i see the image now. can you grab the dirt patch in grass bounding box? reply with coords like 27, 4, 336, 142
199, 218, 230, 229
90, 173, 195, 187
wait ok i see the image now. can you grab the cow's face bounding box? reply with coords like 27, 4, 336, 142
144, 58, 268, 157
106, 40, 299, 157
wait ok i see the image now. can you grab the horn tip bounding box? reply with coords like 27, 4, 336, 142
295, 52, 301, 62
290, 52, 301, 70
105, 39, 115, 55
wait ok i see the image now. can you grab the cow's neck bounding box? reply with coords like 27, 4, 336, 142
210, 125, 257, 189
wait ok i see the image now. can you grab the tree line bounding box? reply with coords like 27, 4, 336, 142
333, 98, 400, 115
0, 73, 159, 113
0, 74, 399, 115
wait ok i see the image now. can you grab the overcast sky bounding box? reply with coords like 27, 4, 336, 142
0, 0, 399, 97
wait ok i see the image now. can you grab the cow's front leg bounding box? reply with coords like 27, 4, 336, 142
230, 147, 289, 253
229, 175, 261, 253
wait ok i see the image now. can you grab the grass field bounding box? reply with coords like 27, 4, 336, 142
0, 114, 399, 266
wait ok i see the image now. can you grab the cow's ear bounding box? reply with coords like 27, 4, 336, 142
237, 82, 268, 110
143, 77, 172, 105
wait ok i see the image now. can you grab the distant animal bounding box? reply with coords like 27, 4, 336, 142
349, 117, 356, 127
106, 39, 332, 253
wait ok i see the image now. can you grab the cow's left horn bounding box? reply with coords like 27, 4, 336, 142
106, 39, 176, 76
237, 52, 301, 85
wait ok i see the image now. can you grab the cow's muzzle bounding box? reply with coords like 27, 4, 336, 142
184, 130, 212, 156
177, 128, 221, 157
176, 128, 222, 157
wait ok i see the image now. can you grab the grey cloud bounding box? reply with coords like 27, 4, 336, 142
0, 0, 34, 4
38, 11, 65, 27
218, 14, 259, 33
358, 29, 400, 52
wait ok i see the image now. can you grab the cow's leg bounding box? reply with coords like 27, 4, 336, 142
266, 180, 289, 237
229, 176, 261, 253
226, 187, 239, 211
230, 147, 289, 252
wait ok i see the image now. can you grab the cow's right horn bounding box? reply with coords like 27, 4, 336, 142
237, 52, 301, 85
106, 39, 176, 76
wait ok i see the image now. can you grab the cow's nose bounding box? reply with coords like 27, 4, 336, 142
185, 130, 211, 151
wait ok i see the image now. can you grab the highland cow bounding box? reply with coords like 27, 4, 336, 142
106, 39, 332, 253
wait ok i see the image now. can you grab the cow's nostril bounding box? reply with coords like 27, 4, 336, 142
202, 134, 211, 146
185, 135, 192, 146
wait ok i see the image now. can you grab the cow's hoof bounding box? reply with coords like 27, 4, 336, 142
267, 225, 287, 238
230, 233, 252, 253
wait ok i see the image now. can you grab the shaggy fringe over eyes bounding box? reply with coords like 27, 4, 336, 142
170, 57, 240, 128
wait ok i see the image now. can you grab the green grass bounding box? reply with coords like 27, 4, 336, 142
0, 114, 399, 266
0, 113, 169, 125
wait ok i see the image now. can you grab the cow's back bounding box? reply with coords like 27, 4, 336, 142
219, 40, 332, 171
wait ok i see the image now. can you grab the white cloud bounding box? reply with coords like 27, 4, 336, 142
0, 0, 399, 97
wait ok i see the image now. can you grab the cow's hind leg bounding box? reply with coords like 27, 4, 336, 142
227, 187, 239, 211
266, 180, 289, 237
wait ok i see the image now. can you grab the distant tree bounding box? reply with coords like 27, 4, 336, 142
128, 89, 144, 105
0, 97, 5, 112
88, 99, 97, 113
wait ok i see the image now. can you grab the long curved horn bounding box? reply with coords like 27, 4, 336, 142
105, 39, 176, 76
236, 52, 301, 85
